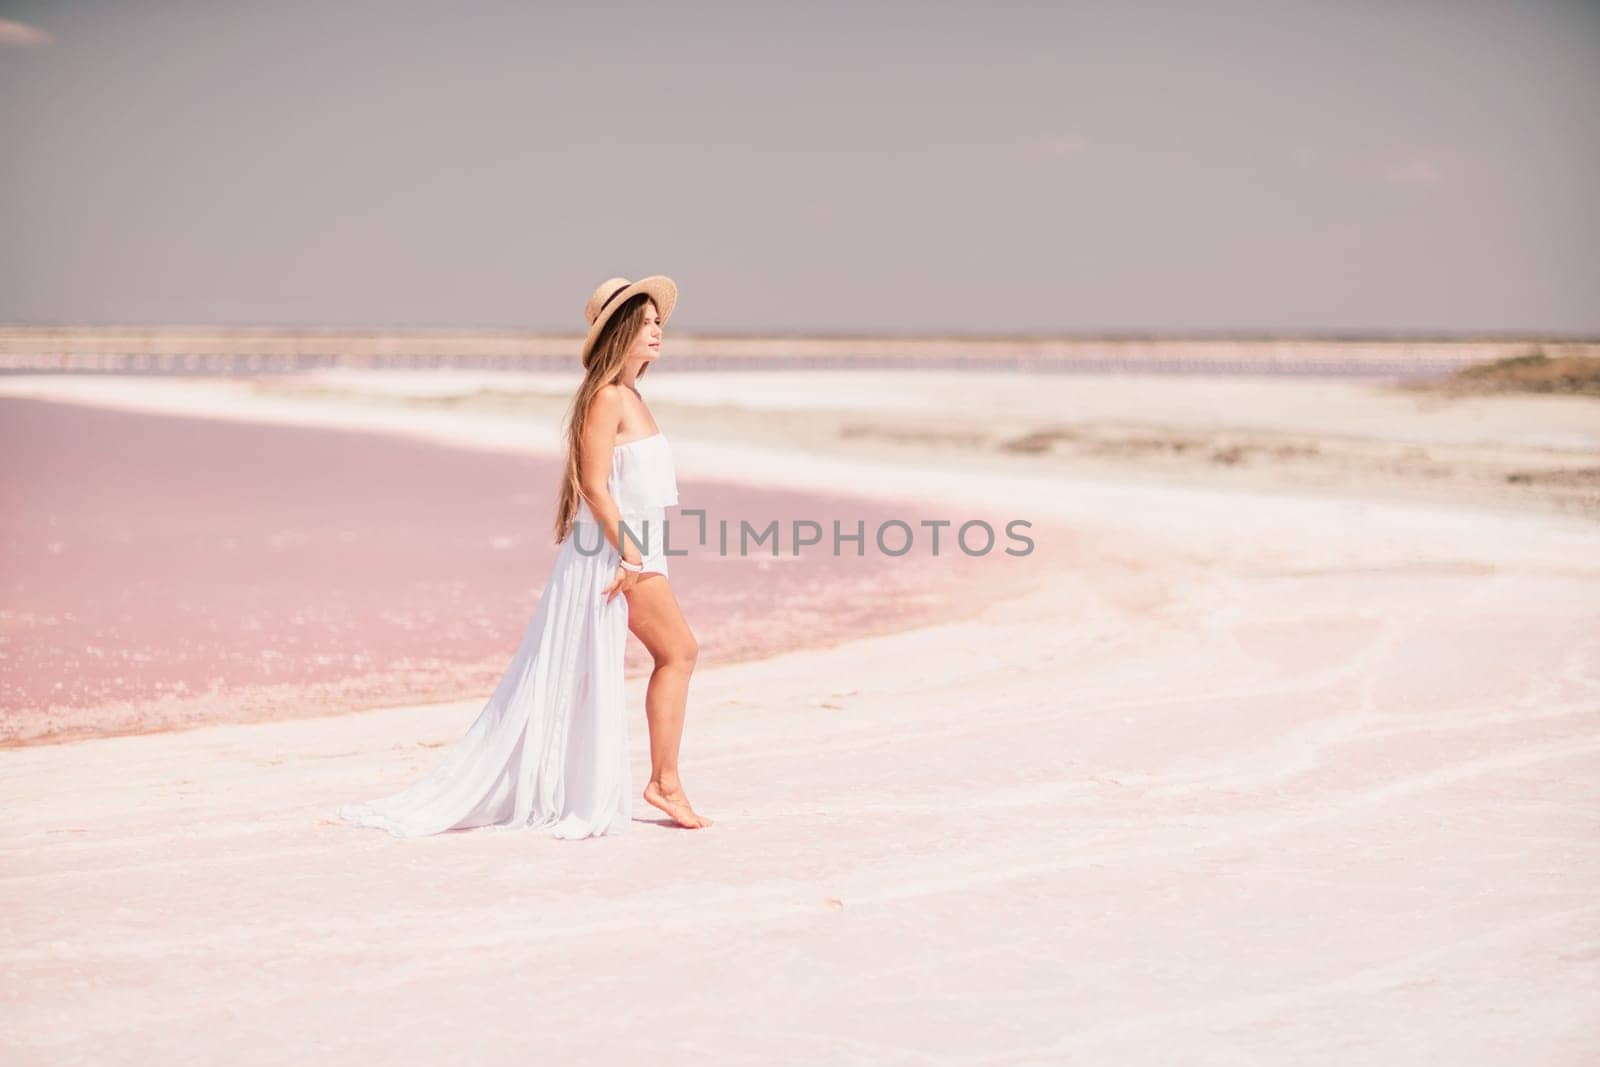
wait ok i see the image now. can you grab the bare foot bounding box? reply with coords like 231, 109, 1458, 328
644, 779, 713, 829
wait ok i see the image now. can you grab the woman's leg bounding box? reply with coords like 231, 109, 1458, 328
623, 572, 712, 828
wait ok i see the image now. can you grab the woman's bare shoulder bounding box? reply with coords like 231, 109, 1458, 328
585, 383, 624, 427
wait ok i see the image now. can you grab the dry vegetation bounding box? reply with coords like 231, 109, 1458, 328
1410, 350, 1600, 397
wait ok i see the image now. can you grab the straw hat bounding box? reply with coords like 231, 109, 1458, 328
581, 275, 678, 368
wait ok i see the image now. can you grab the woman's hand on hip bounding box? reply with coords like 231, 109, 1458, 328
604, 564, 639, 604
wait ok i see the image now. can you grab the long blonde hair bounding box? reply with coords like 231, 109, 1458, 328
553, 293, 653, 544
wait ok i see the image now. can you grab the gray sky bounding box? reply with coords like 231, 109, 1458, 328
2, 0, 1596, 336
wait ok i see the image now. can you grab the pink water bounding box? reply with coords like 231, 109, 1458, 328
1, 397, 1043, 746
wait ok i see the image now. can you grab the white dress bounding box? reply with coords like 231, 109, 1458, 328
334, 432, 681, 839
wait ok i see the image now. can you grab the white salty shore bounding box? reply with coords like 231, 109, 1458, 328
2, 369, 1597, 1065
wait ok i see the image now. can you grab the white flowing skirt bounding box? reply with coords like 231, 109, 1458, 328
333, 513, 655, 840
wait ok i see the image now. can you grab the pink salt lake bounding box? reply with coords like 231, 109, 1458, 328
0, 398, 1040, 746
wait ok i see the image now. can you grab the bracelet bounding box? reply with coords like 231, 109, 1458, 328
617, 558, 644, 573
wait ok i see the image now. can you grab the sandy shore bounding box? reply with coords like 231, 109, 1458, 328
2, 369, 1598, 1064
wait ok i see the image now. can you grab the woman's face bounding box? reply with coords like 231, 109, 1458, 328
625, 301, 663, 367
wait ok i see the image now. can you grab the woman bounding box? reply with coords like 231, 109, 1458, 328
335, 275, 711, 838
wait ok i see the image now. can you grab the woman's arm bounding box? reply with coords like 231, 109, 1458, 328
577, 384, 644, 567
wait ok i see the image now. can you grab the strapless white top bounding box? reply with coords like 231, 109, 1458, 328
575, 431, 680, 522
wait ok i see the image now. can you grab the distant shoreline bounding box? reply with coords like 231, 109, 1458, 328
4, 324, 1598, 343
4, 326, 1596, 377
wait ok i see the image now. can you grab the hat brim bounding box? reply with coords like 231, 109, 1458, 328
581, 276, 678, 367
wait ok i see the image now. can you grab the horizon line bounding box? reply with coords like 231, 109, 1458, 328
2, 323, 1597, 345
